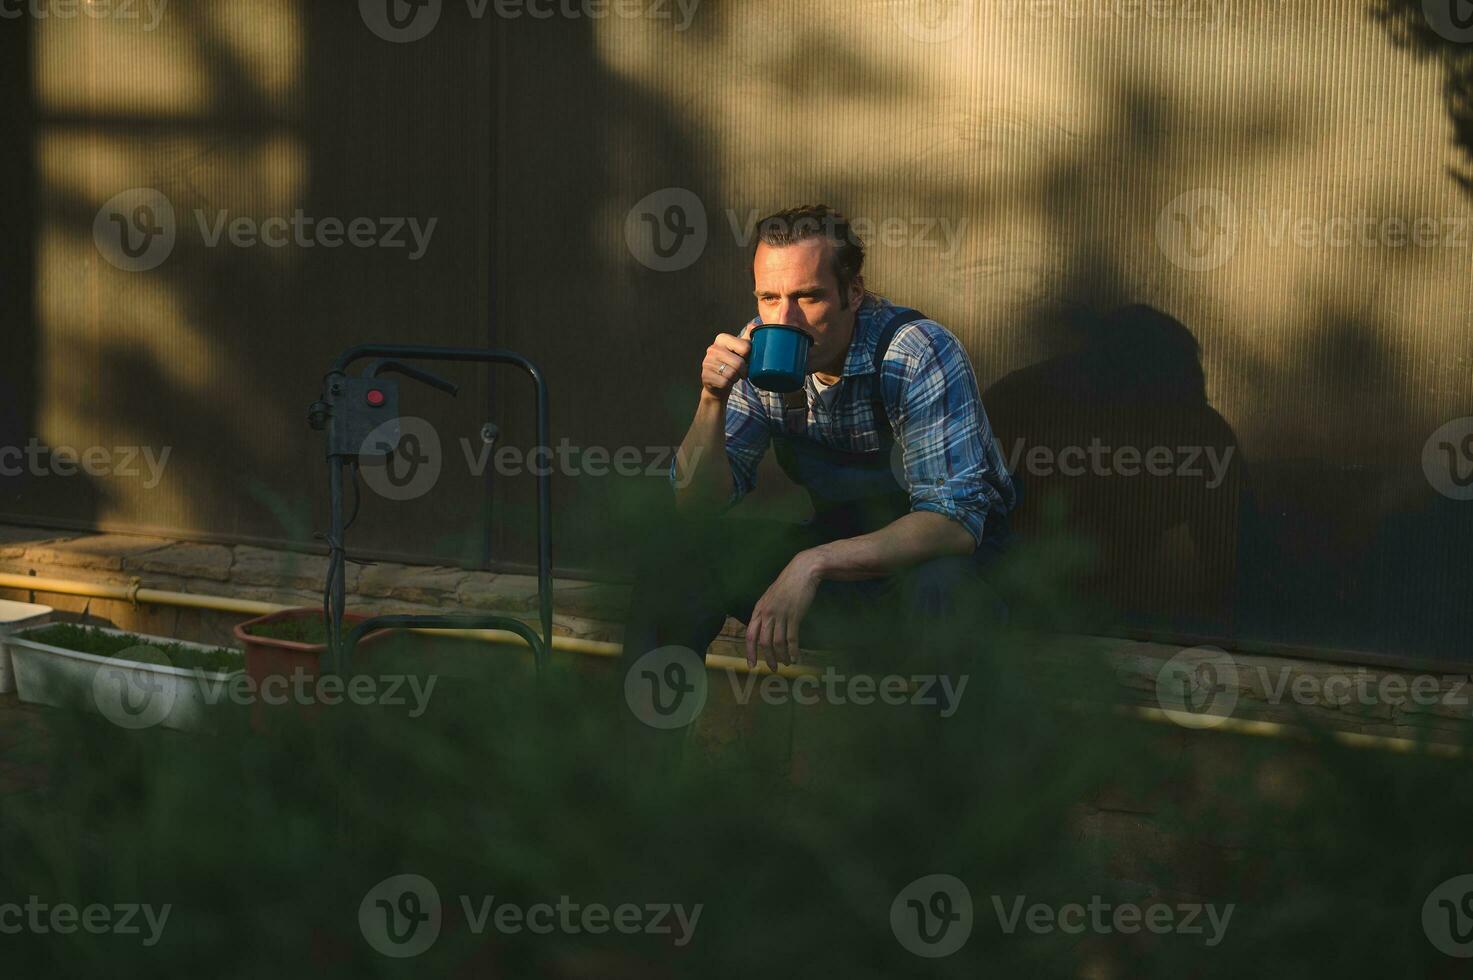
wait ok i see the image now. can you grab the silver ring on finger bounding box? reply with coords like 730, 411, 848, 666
718, 363, 727, 376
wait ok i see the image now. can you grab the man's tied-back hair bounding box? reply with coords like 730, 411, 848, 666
752, 204, 867, 300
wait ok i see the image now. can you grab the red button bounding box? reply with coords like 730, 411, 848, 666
366, 389, 386, 407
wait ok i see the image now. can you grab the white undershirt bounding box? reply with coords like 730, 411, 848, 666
810, 374, 843, 412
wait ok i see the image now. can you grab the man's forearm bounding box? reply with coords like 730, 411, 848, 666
673, 392, 733, 513
800, 511, 976, 582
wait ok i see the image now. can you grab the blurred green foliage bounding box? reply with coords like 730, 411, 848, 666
1, 515, 1471, 979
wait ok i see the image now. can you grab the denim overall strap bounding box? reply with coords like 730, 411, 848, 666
865, 306, 925, 440
771, 307, 928, 539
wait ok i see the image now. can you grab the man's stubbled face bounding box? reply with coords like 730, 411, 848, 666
753, 238, 863, 381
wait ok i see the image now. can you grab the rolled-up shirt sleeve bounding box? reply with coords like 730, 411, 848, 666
667, 378, 772, 505
883, 322, 1017, 548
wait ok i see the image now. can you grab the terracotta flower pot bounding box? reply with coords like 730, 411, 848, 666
233, 608, 391, 727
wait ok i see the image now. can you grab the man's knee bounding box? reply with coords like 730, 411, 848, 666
900, 556, 974, 610
630, 515, 723, 583
899, 556, 1008, 627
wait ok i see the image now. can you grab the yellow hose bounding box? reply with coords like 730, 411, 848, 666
1116, 703, 1466, 759
2, 574, 1462, 750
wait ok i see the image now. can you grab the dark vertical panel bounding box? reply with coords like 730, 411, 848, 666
0, 21, 40, 522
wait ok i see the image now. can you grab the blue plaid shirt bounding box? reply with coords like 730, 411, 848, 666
693, 294, 1017, 548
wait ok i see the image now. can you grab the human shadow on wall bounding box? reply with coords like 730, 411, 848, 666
982, 304, 1246, 638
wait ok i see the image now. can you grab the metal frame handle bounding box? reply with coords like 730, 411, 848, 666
317, 344, 553, 676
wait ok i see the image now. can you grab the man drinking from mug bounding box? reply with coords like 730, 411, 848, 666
623, 204, 1018, 673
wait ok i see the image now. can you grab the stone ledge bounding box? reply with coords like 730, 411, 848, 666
1065, 639, 1473, 743
0, 526, 59, 560
22, 534, 173, 571
129, 542, 235, 582
232, 545, 357, 593
0, 524, 629, 645
456, 573, 629, 621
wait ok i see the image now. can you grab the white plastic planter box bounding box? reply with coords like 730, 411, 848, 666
7, 626, 244, 732
0, 600, 54, 694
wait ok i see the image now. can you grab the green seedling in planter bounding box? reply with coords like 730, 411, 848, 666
25, 624, 243, 674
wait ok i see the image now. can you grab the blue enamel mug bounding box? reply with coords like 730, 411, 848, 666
747, 324, 812, 393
